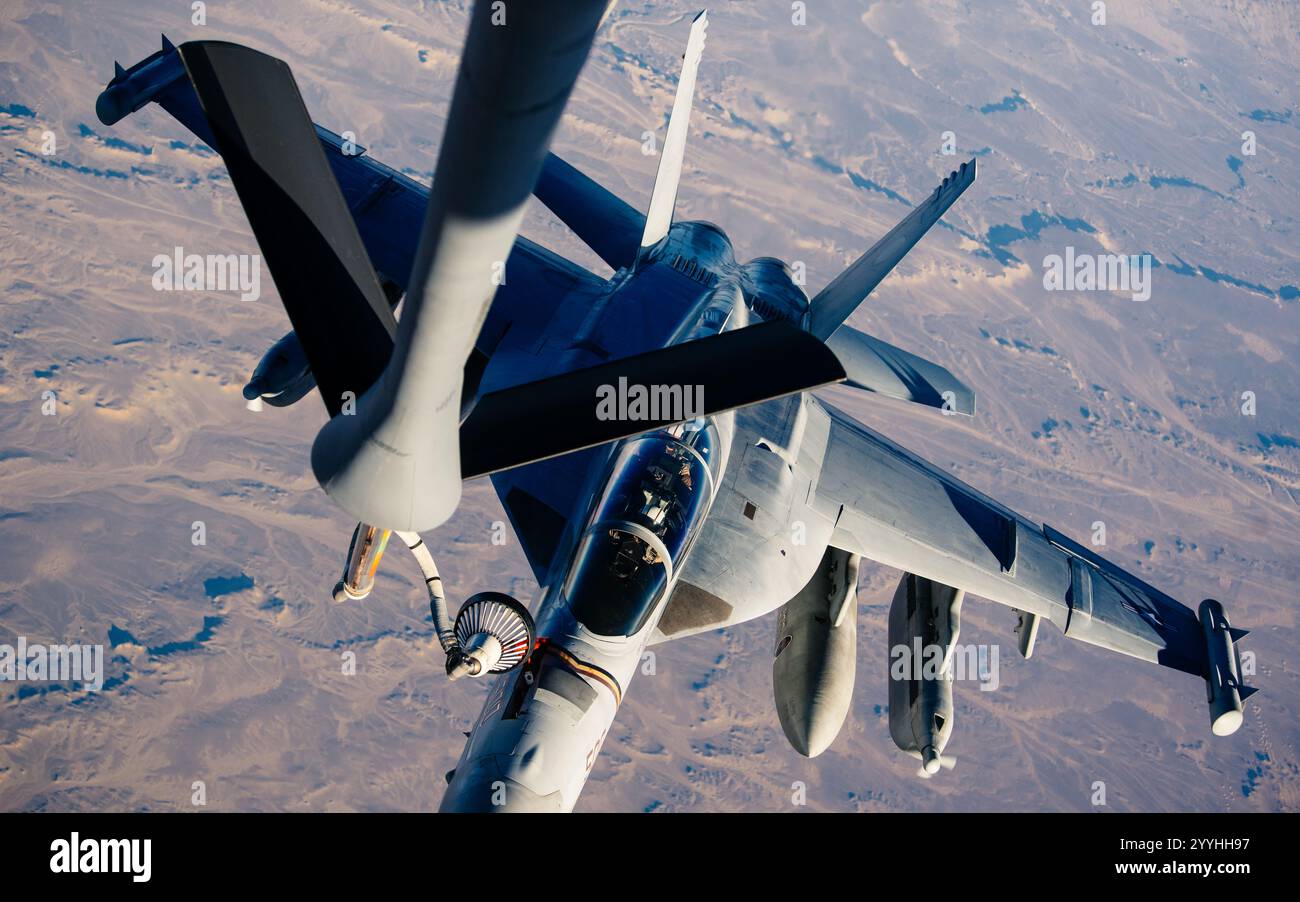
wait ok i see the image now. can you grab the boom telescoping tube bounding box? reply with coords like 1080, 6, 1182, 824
333, 523, 391, 602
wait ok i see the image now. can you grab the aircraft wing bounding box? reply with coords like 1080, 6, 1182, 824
97, 36, 607, 362
484, 322, 849, 584
812, 400, 1221, 681
533, 152, 644, 272
490, 451, 602, 584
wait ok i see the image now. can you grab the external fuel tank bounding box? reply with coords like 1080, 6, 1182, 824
887, 572, 964, 775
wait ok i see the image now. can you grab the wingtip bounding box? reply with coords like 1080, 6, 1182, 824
934, 158, 978, 199
691, 9, 709, 37
162, 33, 175, 52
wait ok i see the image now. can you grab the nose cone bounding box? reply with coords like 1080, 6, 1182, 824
440, 756, 565, 813
781, 704, 842, 758
96, 87, 127, 126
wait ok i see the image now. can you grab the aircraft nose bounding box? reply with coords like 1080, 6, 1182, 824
439, 756, 565, 813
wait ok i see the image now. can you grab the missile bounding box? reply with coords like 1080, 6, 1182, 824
1198, 599, 1255, 737
887, 573, 964, 775
96, 35, 186, 128
242, 331, 316, 410
772, 547, 860, 757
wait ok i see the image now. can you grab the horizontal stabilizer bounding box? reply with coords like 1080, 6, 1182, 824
1239, 685, 1259, 701
809, 159, 977, 340
460, 320, 845, 478
534, 153, 646, 271
826, 325, 975, 416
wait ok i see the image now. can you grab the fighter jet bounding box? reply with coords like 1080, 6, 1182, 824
98, 3, 1254, 811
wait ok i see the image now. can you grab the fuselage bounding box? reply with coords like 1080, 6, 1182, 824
441, 221, 823, 811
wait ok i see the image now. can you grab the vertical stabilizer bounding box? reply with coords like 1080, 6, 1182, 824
638, 10, 708, 255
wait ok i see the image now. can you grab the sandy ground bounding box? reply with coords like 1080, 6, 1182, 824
0, 0, 1296, 811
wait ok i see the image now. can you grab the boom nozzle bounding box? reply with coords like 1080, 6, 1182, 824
921, 746, 942, 775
